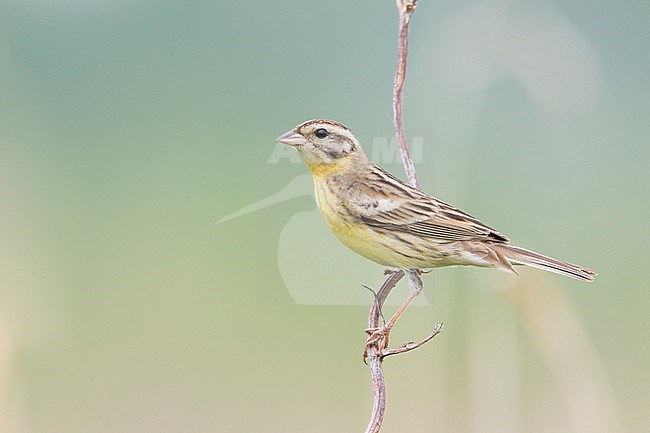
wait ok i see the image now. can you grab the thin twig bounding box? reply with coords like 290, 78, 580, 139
364, 270, 404, 433
364, 2, 424, 432
381, 322, 444, 359
393, 0, 420, 189
362, 284, 386, 325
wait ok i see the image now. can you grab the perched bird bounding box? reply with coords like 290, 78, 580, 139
276, 119, 596, 282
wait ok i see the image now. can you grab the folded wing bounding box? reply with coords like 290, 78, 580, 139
348, 168, 509, 243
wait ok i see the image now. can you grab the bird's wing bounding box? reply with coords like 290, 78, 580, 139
349, 169, 509, 243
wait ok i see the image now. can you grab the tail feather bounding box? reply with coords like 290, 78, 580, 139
492, 244, 597, 282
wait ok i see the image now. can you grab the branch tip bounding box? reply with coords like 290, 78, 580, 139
380, 323, 444, 360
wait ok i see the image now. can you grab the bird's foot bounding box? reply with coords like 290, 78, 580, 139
363, 324, 393, 363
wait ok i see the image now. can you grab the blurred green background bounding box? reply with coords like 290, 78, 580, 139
1, 0, 648, 432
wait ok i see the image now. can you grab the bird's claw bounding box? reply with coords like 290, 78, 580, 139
362, 324, 393, 364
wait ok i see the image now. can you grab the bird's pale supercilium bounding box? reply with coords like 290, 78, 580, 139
276, 119, 596, 282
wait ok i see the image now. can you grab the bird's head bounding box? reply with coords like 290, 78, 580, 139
276, 119, 364, 175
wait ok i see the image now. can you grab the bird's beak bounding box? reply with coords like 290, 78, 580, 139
276, 129, 306, 147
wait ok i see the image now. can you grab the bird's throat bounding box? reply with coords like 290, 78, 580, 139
306, 157, 352, 178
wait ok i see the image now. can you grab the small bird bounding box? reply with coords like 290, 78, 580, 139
276, 119, 596, 282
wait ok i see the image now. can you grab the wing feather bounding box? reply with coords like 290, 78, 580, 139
348, 167, 509, 243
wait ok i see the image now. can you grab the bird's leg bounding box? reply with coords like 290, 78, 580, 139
364, 269, 423, 354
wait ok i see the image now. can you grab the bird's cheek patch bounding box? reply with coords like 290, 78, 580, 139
323, 142, 352, 159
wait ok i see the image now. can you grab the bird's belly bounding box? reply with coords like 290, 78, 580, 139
322, 212, 453, 268
331, 222, 425, 267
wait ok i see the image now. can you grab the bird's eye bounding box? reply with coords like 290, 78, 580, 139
315, 128, 329, 139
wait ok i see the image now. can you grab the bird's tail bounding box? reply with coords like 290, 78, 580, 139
491, 244, 597, 282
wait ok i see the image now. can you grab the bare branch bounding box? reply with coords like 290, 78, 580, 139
393, 0, 420, 189
364, 270, 403, 432
381, 322, 444, 359
362, 284, 386, 325
364, 2, 425, 432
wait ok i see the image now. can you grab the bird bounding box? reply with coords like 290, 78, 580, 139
276, 119, 596, 283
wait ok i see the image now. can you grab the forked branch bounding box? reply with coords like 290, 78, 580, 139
363, 2, 442, 433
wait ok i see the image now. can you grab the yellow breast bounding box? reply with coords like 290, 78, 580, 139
313, 177, 431, 268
